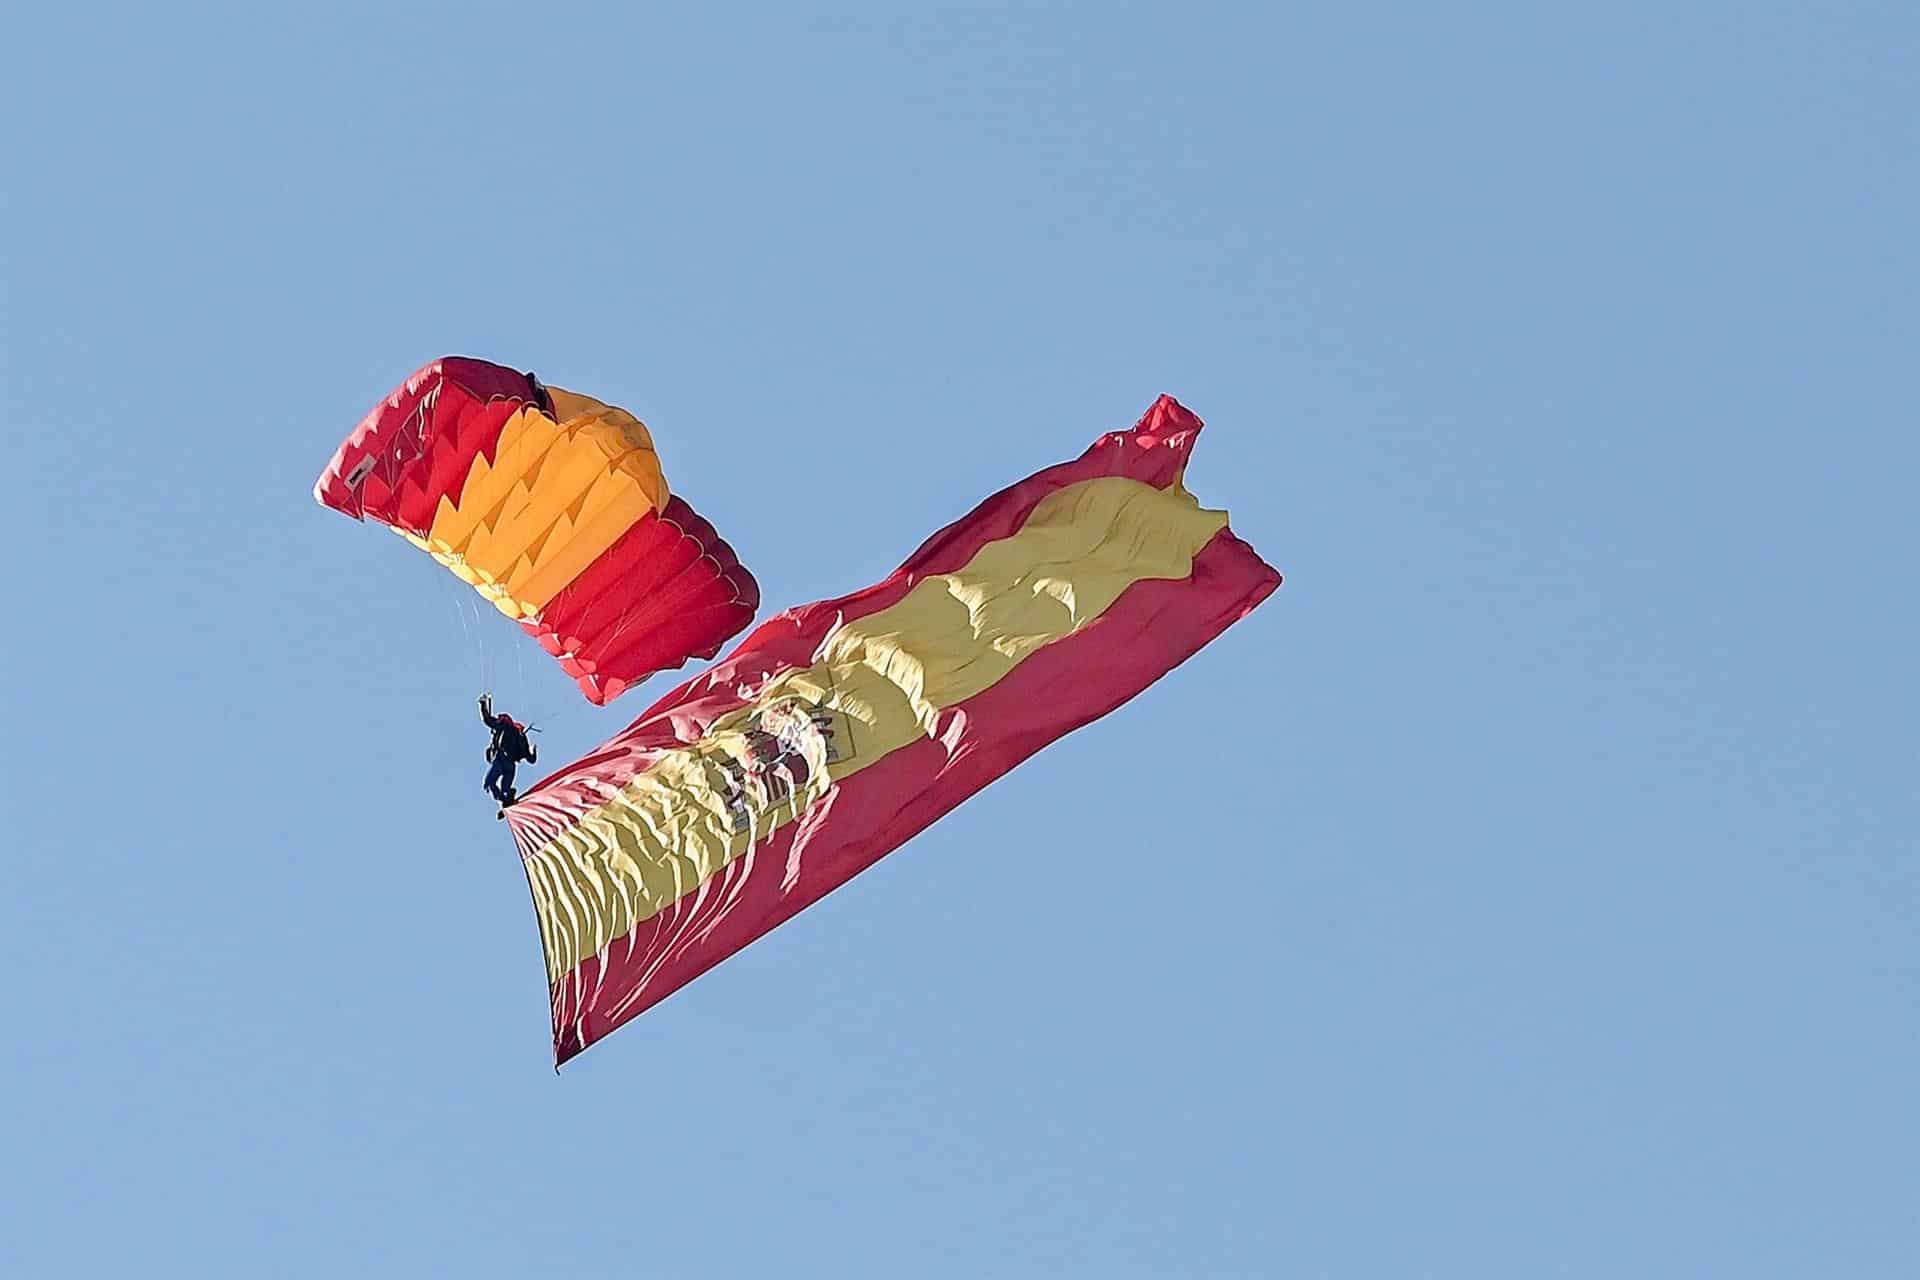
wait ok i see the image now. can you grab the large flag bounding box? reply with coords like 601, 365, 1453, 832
505, 396, 1281, 1063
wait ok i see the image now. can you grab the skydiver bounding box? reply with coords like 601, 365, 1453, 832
479, 693, 537, 816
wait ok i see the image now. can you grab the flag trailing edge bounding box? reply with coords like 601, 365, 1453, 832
504, 394, 1282, 1064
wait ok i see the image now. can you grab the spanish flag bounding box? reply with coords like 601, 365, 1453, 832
505, 396, 1281, 1063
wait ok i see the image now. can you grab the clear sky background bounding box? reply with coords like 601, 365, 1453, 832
3, 3, 1914, 1276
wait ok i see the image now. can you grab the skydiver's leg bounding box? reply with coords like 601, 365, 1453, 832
496, 759, 518, 806
485, 756, 513, 802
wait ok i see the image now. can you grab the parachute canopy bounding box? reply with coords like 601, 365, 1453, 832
314, 358, 758, 704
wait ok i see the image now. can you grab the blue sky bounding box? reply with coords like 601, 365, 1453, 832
3, 3, 1914, 1275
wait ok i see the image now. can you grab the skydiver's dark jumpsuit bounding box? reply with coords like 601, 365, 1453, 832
480, 697, 536, 806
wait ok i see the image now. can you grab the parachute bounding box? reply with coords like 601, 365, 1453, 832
314, 358, 758, 704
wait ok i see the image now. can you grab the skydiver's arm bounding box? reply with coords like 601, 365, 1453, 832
527, 743, 538, 764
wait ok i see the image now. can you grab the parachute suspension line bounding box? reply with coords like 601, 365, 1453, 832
431, 571, 471, 688
445, 575, 477, 672
514, 622, 528, 708
519, 692, 571, 741
479, 595, 496, 699
449, 575, 493, 697
440, 574, 494, 698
